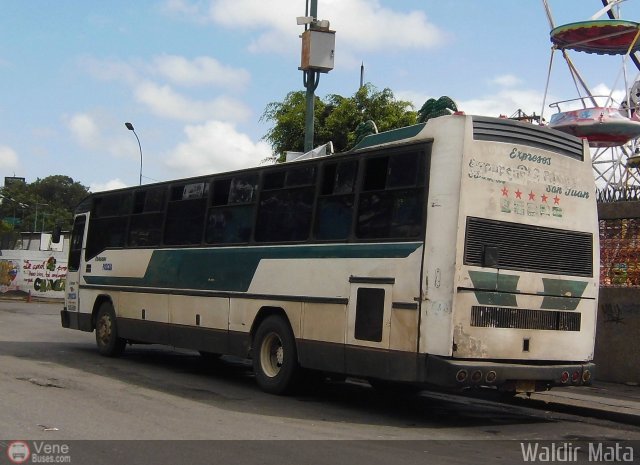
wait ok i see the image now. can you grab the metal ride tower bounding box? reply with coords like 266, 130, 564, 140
541, 0, 640, 196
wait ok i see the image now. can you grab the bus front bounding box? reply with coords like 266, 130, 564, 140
421, 115, 598, 394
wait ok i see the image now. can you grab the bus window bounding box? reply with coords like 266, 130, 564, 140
256, 188, 314, 242
86, 192, 131, 259
315, 160, 358, 240
356, 152, 425, 239
206, 175, 258, 244
129, 187, 166, 247
68, 215, 86, 272
164, 182, 208, 246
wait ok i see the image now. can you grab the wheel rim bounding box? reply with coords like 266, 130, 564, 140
97, 315, 112, 346
260, 332, 284, 378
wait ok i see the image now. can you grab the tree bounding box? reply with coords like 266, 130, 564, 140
0, 175, 89, 233
261, 84, 417, 162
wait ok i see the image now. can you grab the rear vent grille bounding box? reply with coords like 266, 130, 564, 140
464, 217, 593, 277
471, 306, 581, 331
472, 116, 584, 161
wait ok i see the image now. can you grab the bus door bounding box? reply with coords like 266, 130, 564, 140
345, 278, 393, 377
66, 215, 87, 314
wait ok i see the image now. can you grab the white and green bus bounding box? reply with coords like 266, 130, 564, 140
61, 114, 599, 395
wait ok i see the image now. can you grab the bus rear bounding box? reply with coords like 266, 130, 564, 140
420, 115, 598, 393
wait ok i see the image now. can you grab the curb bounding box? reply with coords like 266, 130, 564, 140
510, 395, 640, 427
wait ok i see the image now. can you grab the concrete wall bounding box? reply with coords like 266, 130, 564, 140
594, 288, 640, 384
595, 200, 640, 384
0, 233, 68, 300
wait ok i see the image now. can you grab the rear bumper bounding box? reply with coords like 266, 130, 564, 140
423, 355, 595, 391
60, 308, 93, 332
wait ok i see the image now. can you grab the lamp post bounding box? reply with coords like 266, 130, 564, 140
0, 195, 28, 228
125, 122, 143, 186
33, 202, 48, 233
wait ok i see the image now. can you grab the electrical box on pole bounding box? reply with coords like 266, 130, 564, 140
300, 27, 335, 73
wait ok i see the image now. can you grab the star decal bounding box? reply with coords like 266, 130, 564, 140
553, 195, 560, 205
528, 191, 536, 201
515, 189, 522, 199
501, 186, 509, 197
541, 194, 548, 203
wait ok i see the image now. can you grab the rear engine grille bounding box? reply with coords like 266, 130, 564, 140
464, 217, 593, 277
472, 116, 584, 161
471, 306, 581, 331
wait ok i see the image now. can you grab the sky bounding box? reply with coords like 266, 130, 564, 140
1, 0, 639, 192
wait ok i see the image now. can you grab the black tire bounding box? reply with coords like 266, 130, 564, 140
252, 315, 300, 395
95, 302, 126, 357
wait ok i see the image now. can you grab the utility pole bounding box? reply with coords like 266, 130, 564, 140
303, 0, 319, 153
299, 0, 334, 152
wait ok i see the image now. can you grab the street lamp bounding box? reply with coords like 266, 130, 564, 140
125, 122, 143, 186
0, 195, 28, 228
33, 202, 48, 233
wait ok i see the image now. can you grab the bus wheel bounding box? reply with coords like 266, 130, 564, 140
95, 302, 126, 357
252, 315, 299, 395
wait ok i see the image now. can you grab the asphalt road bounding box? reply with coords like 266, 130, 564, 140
1, 301, 639, 464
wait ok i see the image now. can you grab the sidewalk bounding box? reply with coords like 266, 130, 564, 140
527, 381, 640, 426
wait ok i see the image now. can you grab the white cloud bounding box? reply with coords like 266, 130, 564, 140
89, 179, 128, 193
153, 55, 250, 90
134, 81, 251, 122
399, 81, 547, 120
459, 88, 546, 119
80, 56, 140, 85
591, 83, 627, 107
395, 90, 431, 110
68, 113, 100, 148
66, 112, 135, 157
165, 120, 272, 177
324, 0, 444, 52
490, 74, 522, 88
80, 56, 253, 124
165, 0, 445, 56
160, 0, 204, 18
0, 146, 19, 171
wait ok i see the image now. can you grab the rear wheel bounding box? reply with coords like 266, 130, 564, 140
95, 302, 126, 357
252, 315, 299, 395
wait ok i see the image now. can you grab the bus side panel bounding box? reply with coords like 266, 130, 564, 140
298, 302, 346, 373
169, 295, 230, 354
118, 292, 170, 344
419, 116, 466, 356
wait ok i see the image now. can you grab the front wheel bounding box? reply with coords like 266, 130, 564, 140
252, 315, 299, 395
95, 302, 126, 357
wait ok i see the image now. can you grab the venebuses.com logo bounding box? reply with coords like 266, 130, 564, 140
6, 441, 30, 464
4, 441, 72, 464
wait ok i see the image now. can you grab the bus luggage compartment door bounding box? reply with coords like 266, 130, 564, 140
345, 278, 393, 378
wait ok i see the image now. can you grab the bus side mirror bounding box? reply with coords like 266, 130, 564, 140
52, 225, 62, 244
483, 245, 499, 268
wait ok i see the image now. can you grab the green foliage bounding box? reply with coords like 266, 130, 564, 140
0, 175, 89, 233
261, 84, 417, 162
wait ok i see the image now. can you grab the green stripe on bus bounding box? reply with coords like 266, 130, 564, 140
83, 243, 422, 292
539, 278, 588, 310
468, 271, 520, 306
